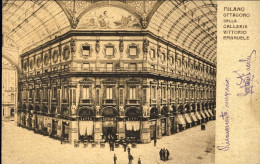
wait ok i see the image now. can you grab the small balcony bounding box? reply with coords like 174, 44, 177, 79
61, 99, 68, 104
126, 99, 141, 105
103, 99, 116, 106
79, 99, 92, 105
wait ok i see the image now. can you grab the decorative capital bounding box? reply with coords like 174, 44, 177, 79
141, 17, 148, 29
71, 16, 79, 29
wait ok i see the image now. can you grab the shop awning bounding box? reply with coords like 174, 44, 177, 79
204, 110, 211, 118
208, 109, 214, 116
196, 112, 202, 120
177, 115, 186, 125
190, 112, 198, 122
79, 121, 94, 136
126, 121, 140, 131
200, 111, 206, 119
184, 114, 192, 123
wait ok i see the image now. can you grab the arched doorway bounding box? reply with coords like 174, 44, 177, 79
150, 107, 158, 119
102, 107, 118, 142
10, 108, 15, 117
125, 107, 141, 141
78, 107, 94, 142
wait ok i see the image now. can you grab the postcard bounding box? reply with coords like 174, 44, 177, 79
2, 0, 260, 164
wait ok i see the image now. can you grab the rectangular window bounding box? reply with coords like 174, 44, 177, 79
82, 86, 90, 99
151, 49, 155, 59
129, 87, 136, 100
44, 88, 48, 99
106, 46, 114, 56
171, 88, 175, 99
143, 89, 147, 104
29, 89, 33, 98
96, 89, 100, 105
119, 89, 123, 105
62, 86, 68, 99
106, 63, 113, 71
129, 46, 137, 56
129, 63, 137, 71
52, 87, 57, 98
162, 87, 166, 99
161, 53, 165, 61
82, 45, 90, 56
106, 87, 113, 99
151, 86, 156, 99
82, 63, 90, 70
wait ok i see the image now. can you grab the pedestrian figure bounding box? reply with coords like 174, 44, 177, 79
166, 149, 170, 161
127, 146, 131, 155
154, 139, 157, 147
138, 158, 141, 164
110, 142, 113, 151
123, 143, 127, 152
159, 149, 163, 160
162, 148, 165, 161
114, 154, 117, 164
128, 153, 133, 164
112, 142, 114, 151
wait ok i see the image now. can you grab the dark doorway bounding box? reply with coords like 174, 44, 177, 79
10, 108, 15, 117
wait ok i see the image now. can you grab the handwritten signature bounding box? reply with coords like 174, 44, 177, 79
224, 78, 231, 108
217, 111, 230, 151
233, 50, 256, 97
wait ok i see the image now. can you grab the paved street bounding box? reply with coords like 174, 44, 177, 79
2, 121, 215, 164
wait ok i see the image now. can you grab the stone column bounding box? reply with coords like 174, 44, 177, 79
47, 117, 52, 135
93, 117, 102, 142
140, 119, 151, 143
166, 116, 171, 136
117, 118, 125, 140
57, 119, 62, 137
69, 120, 79, 143
156, 118, 162, 139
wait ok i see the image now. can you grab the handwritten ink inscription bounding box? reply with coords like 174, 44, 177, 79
225, 78, 231, 108
233, 50, 256, 96
217, 111, 230, 151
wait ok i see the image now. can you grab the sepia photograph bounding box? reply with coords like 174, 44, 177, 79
6, 0, 259, 164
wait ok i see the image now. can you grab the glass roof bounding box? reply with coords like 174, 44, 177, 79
148, 0, 217, 64
2, 0, 217, 64
2, 0, 71, 52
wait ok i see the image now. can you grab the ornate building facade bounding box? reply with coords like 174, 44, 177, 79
12, 0, 216, 143
2, 58, 18, 121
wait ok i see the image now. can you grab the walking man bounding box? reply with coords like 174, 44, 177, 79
112, 142, 114, 151
127, 146, 131, 155
162, 148, 165, 161
109, 142, 112, 151
138, 158, 141, 164
128, 153, 133, 164
154, 139, 157, 147
113, 154, 117, 164
166, 149, 170, 161
123, 143, 127, 152
159, 149, 163, 160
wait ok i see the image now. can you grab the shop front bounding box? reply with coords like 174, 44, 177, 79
102, 107, 118, 142
190, 112, 198, 126
200, 111, 207, 123
183, 113, 192, 128
78, 107, 94, 141
177, 115, 186, 131
62, 121, 70, 140
125, 107, 141, 141
161, 118, 167, 136
149, 120, 156, 139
